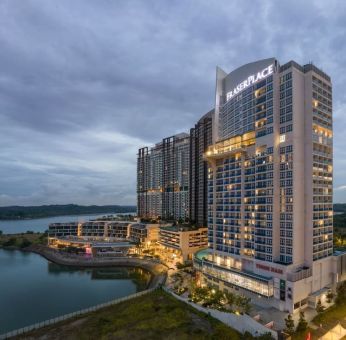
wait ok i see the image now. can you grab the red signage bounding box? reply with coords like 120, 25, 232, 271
256, 263, 283, 274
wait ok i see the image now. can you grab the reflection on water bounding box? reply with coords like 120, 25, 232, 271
0, 249, 151, 334
47, 262, 151, 289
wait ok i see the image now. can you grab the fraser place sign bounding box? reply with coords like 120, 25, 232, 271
226, 64, 274, 102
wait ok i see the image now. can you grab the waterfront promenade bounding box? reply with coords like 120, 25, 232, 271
27, 245, 168, 288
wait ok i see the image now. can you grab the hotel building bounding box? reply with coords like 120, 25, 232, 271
190, 109, 214, 227
137, 133, 190, 220
195, 58, 334, 312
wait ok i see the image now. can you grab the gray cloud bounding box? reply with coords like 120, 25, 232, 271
0, 0, 346, 205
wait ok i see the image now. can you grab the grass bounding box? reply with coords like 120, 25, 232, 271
310, 303, 346, 338
0, 232, 47, 249
18, 289, 242, 340
291, 303, 346, 340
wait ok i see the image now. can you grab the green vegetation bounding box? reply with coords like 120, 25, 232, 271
0, 204, 136, 220
335, 280, 346, 305
284, 314, 295, 336
333, 203, 346, 213
331, 212, 346, 249
296, 310, 308, 333
291, 282, 346, 339
316, 299, 325, 314
22, 289, 243, 340
0, 231, 47, 249
189, 286, 251, 314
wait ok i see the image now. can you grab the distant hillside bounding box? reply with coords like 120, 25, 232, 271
0, 204, 136, 220
334, 203, 346, 213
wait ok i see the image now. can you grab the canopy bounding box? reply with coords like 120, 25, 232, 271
319, 323, 346, 340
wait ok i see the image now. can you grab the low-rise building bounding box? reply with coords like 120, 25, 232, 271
158, 226, 208, 262
48, 221, 131, 240
129, 223, 159, 246
48, 222, 79, 237
48, 236, 136, 257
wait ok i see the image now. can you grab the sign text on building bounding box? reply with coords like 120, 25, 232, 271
226, 64, 274, 102
256, 263, 283, 275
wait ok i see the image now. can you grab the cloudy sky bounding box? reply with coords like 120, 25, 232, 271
0, 0, 346, 206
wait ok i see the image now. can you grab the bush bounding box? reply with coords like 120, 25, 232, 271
284, 314, 295, 336
316, 299, 325, 314
296, 310, 308, 332
3, 237, 17, 247
336, 281, 346, 305
20, 238, 32, 249
176, 262, 191, 269
326, 290, 334, 303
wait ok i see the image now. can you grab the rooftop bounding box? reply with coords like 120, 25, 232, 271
160, 225, 206, 233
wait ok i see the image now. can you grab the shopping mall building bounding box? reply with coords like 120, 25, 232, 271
194, 58, 339, 313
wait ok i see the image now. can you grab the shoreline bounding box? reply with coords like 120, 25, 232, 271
22, 245, 168, 289
0, 211, 136, 222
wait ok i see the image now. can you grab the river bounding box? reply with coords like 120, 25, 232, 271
0, 249, 151, 334
0, 213, 133, 234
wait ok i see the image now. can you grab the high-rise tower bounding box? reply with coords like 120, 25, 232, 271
137, 133, 190, 220
194, 58, 334, 312
190, 109, 214, 227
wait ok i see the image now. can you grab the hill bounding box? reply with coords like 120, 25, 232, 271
0, 204, 136, 220
334, 203, 346, 213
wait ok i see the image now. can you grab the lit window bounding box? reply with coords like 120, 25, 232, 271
280, 135, 286, 143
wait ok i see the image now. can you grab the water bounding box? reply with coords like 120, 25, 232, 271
0, 249, 151, 334
0, 213, 133, 234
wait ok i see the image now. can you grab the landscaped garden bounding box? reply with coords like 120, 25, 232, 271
189, 285, 252, 315
284, 281, 346, 339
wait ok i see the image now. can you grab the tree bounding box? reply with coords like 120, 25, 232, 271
326, 290, 334, 303
0, 230, 3, 236
316, 299, 325, 313
284, 314, 295, 336
3, 237, 17, 247
243, 297, 252, 314
19, 238, 32, 249
224, 291, 235, 308
296, 310, 308, 332
336, 281, 346, 305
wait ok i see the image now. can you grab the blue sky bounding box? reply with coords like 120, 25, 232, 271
0, 0, 346, 205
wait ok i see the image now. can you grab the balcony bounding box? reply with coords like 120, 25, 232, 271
204, 131, 255, 160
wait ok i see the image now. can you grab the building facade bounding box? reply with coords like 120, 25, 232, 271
137, 133, 190, 220
129, 223, 159, 245
195, 58, 334, 312
48, 221, 131, 240
158, 226, 208, 261
190, 109, 214, 227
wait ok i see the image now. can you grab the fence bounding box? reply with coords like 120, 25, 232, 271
0, 288, 155, 340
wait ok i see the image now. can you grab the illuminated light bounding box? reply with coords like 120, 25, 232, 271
313, 100, 319, 108
226, 64, 274, 101
279, 135, 286, 143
